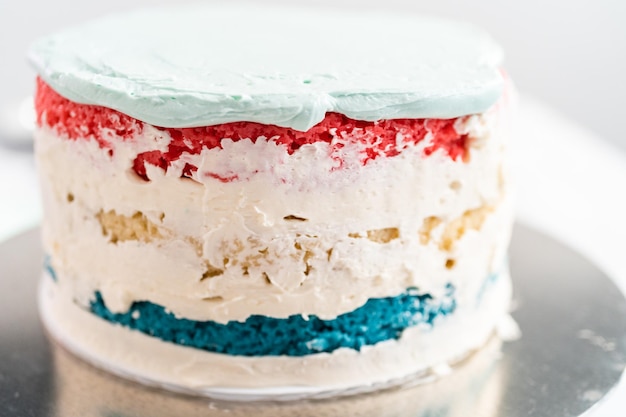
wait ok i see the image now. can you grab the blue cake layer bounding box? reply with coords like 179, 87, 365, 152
88, 285, 457, 357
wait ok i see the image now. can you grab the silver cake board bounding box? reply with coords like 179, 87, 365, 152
1, 223, 625, 417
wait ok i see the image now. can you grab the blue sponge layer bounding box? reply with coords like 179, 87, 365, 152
89, 285, 456, 357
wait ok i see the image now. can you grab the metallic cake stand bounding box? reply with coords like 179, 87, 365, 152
1, 224, 626, 417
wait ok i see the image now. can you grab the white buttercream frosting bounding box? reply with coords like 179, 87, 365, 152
36, 105, 512, 323
28, 4, 504, 131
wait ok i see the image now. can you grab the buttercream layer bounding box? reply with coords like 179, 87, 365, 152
39, 269, 511, 393
36, 101, 511, 322
28, 4, 503, 131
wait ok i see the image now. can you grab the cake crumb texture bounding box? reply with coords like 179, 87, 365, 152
441, 205, 495, 251
96, 210, 161, 244
87, 282, 457, 356
35, 78, 471, 183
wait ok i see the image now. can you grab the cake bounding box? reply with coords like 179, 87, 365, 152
30, 4, 513, 398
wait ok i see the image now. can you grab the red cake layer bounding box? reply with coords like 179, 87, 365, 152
35, 78, 470, 181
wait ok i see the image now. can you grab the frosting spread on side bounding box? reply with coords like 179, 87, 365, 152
39, 272, 512, 391
28, 4, 504, 131
34, 101, 512, 322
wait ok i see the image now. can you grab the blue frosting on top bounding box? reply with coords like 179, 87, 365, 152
89, 285, 456, 357
29, 5, 504, 131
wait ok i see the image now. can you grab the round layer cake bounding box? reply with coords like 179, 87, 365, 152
30, 5, 514, 397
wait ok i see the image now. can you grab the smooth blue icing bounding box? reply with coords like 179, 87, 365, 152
89, 285, 457, 357
29, 4, 504, 131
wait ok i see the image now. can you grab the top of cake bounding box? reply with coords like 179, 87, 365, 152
28, 4, 504, 131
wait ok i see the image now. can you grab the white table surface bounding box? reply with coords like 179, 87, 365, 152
1, 96, 625, 416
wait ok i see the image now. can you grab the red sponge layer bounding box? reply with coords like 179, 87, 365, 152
35, 78, 470, 181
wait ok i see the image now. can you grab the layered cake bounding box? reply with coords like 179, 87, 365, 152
30, 5, 513, 397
